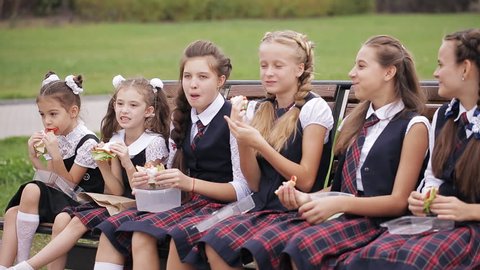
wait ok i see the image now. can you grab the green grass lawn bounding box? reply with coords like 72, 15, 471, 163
0, 137, 33, 211
0, 14, 479, 99
0, 13, 478, 262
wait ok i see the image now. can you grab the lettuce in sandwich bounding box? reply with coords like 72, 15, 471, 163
91, 142, 117, 161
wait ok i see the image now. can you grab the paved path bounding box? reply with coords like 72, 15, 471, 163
0, 95, 111, 139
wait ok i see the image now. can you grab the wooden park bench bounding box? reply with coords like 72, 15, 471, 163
0, 79, 442, 269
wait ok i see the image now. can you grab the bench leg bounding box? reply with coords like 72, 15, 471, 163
65, 243, 96, 270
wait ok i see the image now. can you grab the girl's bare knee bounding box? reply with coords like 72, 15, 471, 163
132, 232, 156, 251
19, 183, 41, 210
52, 212, 72, 234
4, 206, 18, 219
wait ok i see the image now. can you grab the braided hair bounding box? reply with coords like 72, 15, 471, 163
251, 30, 315, 152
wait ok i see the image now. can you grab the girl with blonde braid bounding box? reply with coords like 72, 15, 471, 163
275, 35, 429, 270
181, 30, 334, 270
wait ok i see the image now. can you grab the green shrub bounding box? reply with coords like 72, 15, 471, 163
73, 0, 374, 22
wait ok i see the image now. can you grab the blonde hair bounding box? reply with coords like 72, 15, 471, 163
251, 30, 315, 152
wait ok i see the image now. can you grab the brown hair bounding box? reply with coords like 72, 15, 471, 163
251, 30, 315, 152
335, 35, 425, 154
37, 71, 82, 113
100, 77, 170, 142
432, 29, 480, 202
170, 40, 232, 172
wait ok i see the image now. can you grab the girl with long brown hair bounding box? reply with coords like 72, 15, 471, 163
272, 34, 429, 270
182, 30, 334, 270
91, 40, 251, 270
344, 28, 480, 270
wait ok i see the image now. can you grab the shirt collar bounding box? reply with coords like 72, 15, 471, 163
62, 121, 85, 141
111, 129, 160, 156
190, 93, 225, 126
366, 100, 405, 121
455, 102, 476, 123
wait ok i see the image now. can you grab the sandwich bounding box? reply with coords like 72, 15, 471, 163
34, 127, 59, 157
274, 175, 297, 195
136, 162, 165, 188
230, 95, 248, 111
91, 142, 117, 161
423, 187, 437, 215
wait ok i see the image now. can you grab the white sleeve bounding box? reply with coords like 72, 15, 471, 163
299, 97, 334, 144
245, 100, 258, 124
74, 138, 98, 169
229, 132, 251, 200
166, 123, 176, 169
146, 136, 169, 164
418, 109, 444, 193
406, 116, 431, 134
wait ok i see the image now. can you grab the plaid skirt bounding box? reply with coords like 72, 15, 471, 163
342, 223, 480, 270
162, 201, 225, 261
281, 216, 385, 270
240, 213, 310, 270
184, 209, 294, 268
94, 207, 148, 256
62, 202, 111, 230
109, 195, 223, 257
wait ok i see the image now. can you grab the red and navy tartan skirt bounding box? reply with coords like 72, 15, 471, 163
110, 194, 224, 257
341, 222, 480, 270
94, 207, 147, 256
184, 209, 296, 269
281, 216, 385, 270
62, 202, 112, 230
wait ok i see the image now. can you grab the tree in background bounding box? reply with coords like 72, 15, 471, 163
0, 0, 478, 22
376, 0, 478, 13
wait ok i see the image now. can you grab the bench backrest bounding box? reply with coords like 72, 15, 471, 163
161, 80, 442, 124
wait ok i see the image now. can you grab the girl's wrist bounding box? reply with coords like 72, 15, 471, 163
120, 159, 133, 170
190, 177, 196, 193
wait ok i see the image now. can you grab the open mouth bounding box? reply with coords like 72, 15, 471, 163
119, 116, 130, 122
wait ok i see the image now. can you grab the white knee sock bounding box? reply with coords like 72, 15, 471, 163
0, 265, 8, 270
9, 261, 34, 270
15, 211, 39, 263
93, 262, 124, 270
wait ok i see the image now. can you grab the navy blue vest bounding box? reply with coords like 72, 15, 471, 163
332, 111, 419, 197
121, 148, 147, 198
181, 102, 233, 183
252, 93, 332, 211
433, 104, 477, 202
65, 134, 104, 193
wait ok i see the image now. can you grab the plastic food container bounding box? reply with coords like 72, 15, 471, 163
195, 194, 255, 232
381, 216, 455, 235
33, 170, 82, 199
309, 192, 354, 220
309, 191, 354, 200
134, 187, 181, 213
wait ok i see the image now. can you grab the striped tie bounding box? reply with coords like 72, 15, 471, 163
341, 114, 380, 195
191, 120, 206, 150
